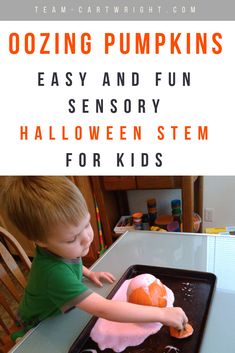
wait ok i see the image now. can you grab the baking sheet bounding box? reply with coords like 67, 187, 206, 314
69, 265, 216, 353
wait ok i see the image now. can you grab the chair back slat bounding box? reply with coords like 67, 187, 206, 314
0, 287, 24, 353
0, 293, 17, 324
0, 227, 31, 271
0, 317, 11, 335
0, 227, 31, 352
0, 263, 21, 302
0, 242, 27, 289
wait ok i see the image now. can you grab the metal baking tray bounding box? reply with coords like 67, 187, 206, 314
69, 264, 216, 353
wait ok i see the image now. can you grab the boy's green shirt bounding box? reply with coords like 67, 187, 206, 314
19, 246, 92, 328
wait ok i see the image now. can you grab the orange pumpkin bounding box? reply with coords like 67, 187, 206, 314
127, 274, 167, 307
169, 323, 194, 339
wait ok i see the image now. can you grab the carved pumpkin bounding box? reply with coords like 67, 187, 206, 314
127, 274, 167, 308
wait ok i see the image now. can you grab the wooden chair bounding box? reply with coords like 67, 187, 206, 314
0, 227, 31, 353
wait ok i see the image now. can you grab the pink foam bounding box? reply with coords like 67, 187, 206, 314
90, 276, 174, 352
126, 273, 156, 298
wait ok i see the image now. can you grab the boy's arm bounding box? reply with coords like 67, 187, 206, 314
82, 265, 115, 287
77, 292, 187, 330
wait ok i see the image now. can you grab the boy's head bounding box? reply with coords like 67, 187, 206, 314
0, 176, 93, 258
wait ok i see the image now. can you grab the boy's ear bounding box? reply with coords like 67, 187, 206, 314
35, 240, 47, 248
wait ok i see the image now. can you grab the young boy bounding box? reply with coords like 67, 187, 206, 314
0, 177, 188, 339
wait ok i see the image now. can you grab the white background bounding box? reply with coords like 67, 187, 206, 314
0, 21, 234, 175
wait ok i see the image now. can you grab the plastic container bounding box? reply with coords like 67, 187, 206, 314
114, 216, 134, 235
155, 215, 174, 230
193, 213, 202, 232
142, 214, 150, 230
132, 212, 143, 230
147, 198, 157, 225
171, 199, 182, 226
167, 221, 180, 232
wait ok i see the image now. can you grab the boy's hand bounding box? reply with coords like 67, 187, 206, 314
88, 271, 116, 287
160, 307, 188, 331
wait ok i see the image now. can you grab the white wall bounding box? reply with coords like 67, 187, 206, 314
127, 189, 181, 216
127, 177, 235, 231
203, 176, 235, 229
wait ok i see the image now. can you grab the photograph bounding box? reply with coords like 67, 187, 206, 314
0, 176, 235, 353
0, 0, 235, 352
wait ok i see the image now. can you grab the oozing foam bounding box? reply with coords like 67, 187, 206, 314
127, 274, 167, 306
127, 273, 157, 297
90, 275, 174, 352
